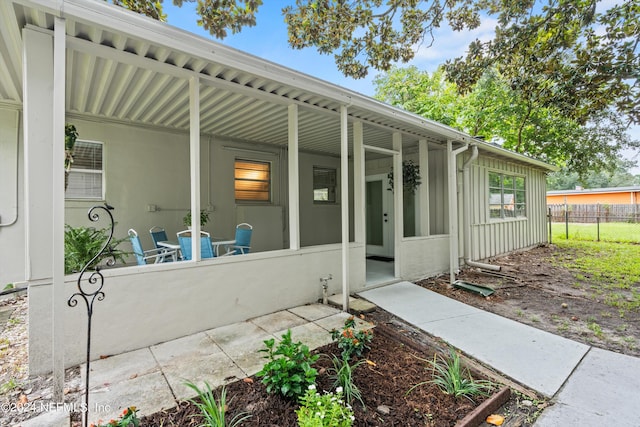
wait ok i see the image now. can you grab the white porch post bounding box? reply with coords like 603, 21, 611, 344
189, 75, 201, 260
352, 121, 364, 243
340, 106, 349, 311
23, 26, 56, 375
418, 139, 429, 236
392, 133, 403, 279
52, 16, 66, 403
288, 104, 300, 250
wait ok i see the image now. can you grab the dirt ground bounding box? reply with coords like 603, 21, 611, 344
418, 244, 640, 358
140, 318, 542, 427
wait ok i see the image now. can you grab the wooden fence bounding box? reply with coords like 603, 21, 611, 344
548, 204, 640, 223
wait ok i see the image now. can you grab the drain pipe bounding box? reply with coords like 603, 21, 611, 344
462, 144, 501, 272
448, 141, 469, 285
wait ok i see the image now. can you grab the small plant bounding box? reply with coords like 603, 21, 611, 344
327, 355, 365, 408
89, 406, 139, 427
409, 348, 495, 402
183, 210, 211, 227
0, 378, 18, 394
256, 329, 319, 399
296, 385, 355, 427
330, 316, 373, 360
64, 224, 128, 274
184, 381, 250, 427
587, 321, 604, 339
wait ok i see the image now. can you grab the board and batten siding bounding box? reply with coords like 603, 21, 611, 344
469, 155, 548, 261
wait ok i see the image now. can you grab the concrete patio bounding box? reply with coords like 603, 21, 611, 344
18, 303, 372, 426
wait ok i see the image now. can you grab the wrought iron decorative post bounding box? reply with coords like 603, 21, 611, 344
68, 204, 116, 427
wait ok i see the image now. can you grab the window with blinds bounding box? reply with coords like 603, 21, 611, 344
313, 167, 337, 203
235, 159, 271, 202
66, 140, 103, 200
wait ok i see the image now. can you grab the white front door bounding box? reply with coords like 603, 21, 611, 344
366, 174, 394, 257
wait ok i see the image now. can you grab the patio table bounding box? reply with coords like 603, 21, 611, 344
211, 238, 236, 257
157, 240, 181, 261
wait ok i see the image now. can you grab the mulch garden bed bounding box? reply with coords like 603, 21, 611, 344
140, 322, 500, 426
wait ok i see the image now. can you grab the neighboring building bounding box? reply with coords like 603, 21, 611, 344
0, 0, 556, 377
547, 186, 640, 205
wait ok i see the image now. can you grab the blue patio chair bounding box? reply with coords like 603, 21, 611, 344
177, 230, 215, 260
150, 226, 179, 261
128, 229, 177, 265
220, 223, 252, 256
149, 226, 168, 249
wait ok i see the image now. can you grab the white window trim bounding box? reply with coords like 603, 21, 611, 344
65, 139, 105, 201
488, 170, 527, 220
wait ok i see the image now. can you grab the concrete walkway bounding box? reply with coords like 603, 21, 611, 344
18, 303, 372, 427
359, 281, 640, 427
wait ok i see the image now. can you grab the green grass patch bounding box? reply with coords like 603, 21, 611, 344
551, 222, 640, 244
551, 240, 640, 314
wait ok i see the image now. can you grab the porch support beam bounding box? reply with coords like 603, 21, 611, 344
392, 133, 403, 279
340, 105, 349, 311
23, 25, 56, 377
189, 75, 202, 260
447, 140, 469, 284
288, 104, 300, 250
353, 121, 364, 243
418, 139, 429, 236
52, 16, 66, 403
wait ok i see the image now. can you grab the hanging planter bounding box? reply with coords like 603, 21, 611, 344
64, 123, 79, 191
388, 160, 422, 195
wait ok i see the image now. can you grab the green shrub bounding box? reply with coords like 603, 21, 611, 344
256, 329, 319, 399
184, 381, 250, 427
330, 316, 373, 360
296, 385, 354, 427
64, 224, 128, 274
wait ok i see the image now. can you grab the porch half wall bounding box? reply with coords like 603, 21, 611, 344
29, 244, 366, 374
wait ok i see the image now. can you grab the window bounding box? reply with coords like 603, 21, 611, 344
66, 140, 103, 199
235, 159, 270, 202
489, 172, 526, 219
313, 167, 337, 203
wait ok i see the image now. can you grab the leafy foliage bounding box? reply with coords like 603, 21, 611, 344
547, 159, 640, 190
387, 160, 422, 195
374, 66, 640, 176
409, 347, 495, 402
184, 381, 251, 427
296, 385, 355, 427
64, 224, 128, 274
256, 329, 319, 399
330, 316, 373, 361
89, 406, 140, 427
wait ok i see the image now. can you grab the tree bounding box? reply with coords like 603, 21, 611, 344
374, 66, 639, 176
547, 159, 640, 190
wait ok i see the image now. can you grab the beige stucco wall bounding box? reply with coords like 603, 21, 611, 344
29, 244, 366, 374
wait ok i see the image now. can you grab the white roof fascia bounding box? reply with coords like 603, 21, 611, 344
17, 0, 559, 169
475, 141, 558, 172
18, 0, 473, 144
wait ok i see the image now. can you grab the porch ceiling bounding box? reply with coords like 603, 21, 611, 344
0, 0, 555, 170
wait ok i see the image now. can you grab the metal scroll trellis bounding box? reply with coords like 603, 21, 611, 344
67, 204, 117, 427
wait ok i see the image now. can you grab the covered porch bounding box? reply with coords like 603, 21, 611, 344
0, 0, 473, 379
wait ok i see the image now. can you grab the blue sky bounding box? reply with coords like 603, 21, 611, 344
163, 2, 639, 172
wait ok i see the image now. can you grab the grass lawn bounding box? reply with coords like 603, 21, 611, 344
551, 239, 640, 314
550, 221, 640, 244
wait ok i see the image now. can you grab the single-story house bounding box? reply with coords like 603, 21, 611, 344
0, 0, 555, 383
547, 186, 640, 205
